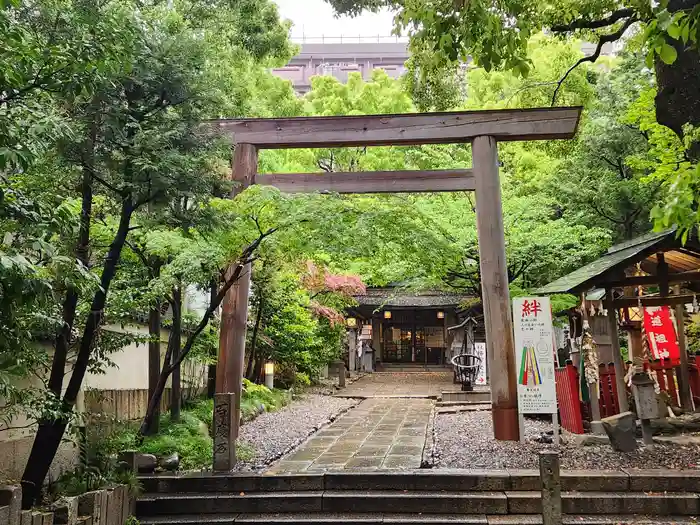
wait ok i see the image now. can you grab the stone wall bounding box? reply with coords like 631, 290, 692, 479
0, 483, 134, 525
0, 385, 206, 481
0, 438, 79, 486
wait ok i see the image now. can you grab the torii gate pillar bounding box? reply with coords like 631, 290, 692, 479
214, 144, 256, 471
473, 136, 519, 440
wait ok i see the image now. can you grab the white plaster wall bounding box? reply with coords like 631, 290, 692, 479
83, 324, 168, 391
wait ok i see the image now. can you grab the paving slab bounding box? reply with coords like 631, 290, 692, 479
266, 398, 431, 473
336, 372, 456, 398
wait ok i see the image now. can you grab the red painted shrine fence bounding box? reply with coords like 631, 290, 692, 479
555, 364, 585, 434
554, 355, 700, 434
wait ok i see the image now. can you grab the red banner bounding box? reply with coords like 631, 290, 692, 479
643, 306, 680, 361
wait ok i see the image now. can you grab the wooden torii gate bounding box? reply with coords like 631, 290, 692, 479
212, 106, 582, 469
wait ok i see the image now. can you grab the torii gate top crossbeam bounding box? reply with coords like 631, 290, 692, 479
215, 106, 582, 149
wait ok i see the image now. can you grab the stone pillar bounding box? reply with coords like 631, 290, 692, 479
539, 452, 562, 525
335, 360, 346, 388
0, 485, 21, 525
348, 329, 357, 372
632, 373, 657, 445
588, 381, 605, 435
213, 393, 236, 471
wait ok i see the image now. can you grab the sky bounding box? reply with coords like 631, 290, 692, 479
274, 0, 398, 40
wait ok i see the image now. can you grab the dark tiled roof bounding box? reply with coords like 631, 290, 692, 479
355, 288, 469, 307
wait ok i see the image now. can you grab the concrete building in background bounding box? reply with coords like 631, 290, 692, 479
272, 38, 410, 93
272, 37, 618, 95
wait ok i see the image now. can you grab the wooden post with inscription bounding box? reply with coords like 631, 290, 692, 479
214, 143, 257, 469
473, 136, 519, 441
213, 393, 236, 471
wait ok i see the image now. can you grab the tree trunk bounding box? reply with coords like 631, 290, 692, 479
246, 295, 264, 380
146, 268, 162, 435
141, 336, 175, 436
170, 285, 182, 422
21, 200, 133, 508
139, 230, 274, 436
140, 264, 243, 435
655, 0, 700, 161
253, 351, 264, 384
207, 278, 218, 398
48, 171, 93, 396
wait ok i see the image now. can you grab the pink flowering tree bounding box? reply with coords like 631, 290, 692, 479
301, 261, 366, 326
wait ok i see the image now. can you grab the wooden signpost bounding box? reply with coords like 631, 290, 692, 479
211, 106, 582, 469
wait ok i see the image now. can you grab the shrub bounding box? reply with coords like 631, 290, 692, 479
186, 398, 214, 431
76, 391, 291, 478
687, 315, 700, 354
294, 372, 311, 387
240, 379, 290, 421
50, 426, 142, 500
139, 412, 211, 470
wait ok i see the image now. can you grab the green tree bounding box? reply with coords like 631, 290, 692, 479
328, 0, 700, 231
550, 53, 661, 241
6, 0, 293, 505
261, 59, 611, 294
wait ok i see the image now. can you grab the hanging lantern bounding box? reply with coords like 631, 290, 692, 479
437, 311, 445, 319
384, 311, 392, 319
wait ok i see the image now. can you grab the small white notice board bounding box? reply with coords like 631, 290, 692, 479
512, 297, 558, 442
474, 342, 488, 385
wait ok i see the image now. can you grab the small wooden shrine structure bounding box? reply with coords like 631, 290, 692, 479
539, 228, 700, 416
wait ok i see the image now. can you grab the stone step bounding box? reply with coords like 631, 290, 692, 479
440, 391, 491, 403
322, 491, 508, 515
490, 516, 700, 524
138, 469, 700, 495
137, 491, 508, 517
137, 490, 700, 519
435, 401, 491, 407
139, 512, 489, 524
139, 474, 323, 494
506, 491, 700, 516
136, 492, 324, 516
138, 513, 700, 525
140, 472, 512, 494
437, 405, 492, 414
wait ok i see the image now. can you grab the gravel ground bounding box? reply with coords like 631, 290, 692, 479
235, 394, 357, 470
434, 411, 700, 470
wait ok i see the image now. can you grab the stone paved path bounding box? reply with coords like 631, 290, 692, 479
268, 398, 432, 473
337, 371, 456, 398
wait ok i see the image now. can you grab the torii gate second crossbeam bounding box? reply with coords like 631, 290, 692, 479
211, 106, 582, 470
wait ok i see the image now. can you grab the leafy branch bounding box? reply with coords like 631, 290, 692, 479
551, 15, 638, 105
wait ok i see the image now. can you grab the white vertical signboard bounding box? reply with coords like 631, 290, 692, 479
474, 342, 488, 385
512, 297, 558, 441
